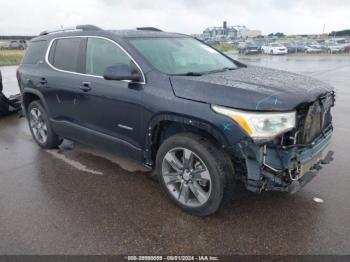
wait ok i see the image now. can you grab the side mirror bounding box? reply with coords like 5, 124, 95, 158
103, 64, 142, 82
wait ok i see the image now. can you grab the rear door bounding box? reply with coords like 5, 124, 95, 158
44, 37, 86, 126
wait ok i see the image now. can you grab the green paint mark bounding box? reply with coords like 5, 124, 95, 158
223, 123, 231, 131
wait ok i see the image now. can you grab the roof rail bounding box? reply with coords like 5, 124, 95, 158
136, 27, 163, 32
76, 24, 102, 31
39, 24, 102, 36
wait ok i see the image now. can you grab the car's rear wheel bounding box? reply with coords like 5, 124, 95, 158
156, 133, 235, 216
27, 100, 62, 149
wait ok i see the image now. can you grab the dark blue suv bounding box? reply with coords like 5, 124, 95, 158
18, 25, 335, 216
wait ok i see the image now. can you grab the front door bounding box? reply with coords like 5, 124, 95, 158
76, 37, 145, 154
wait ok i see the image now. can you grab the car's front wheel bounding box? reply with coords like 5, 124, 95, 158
156, 133, 235, 216
27, 100, 62, 149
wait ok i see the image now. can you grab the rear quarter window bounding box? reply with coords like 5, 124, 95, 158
21, 40, 47, 64
48, 38, 84, 72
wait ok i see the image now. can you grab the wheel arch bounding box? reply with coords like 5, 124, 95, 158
22, 88, 49, 115
144, 113, 229, 167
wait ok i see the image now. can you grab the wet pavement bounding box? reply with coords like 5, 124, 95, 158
0, 55, 350, 255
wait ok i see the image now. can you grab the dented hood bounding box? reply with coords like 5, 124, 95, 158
170, 66, 334, 111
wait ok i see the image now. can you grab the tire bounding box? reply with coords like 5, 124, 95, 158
27, 100, 62, 149
270, 50, 274, 55
156, 133, 235, 216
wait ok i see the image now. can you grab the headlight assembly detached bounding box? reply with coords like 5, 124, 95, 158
211, 105, 296, 141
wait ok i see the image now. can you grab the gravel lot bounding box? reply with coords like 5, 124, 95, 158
0, 55, 349, 255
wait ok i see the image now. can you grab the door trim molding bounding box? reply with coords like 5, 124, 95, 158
51, 119, 142, 151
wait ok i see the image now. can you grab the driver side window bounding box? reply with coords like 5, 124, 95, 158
85, 38, 133, 76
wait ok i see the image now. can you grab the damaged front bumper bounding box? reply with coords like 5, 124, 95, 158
232, 129, 334, 194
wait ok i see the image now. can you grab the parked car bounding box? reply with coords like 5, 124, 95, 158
283, 43, 298, 53
327, 44, 344, 53
0, 41, 8, 49
319, 44, 329, 52
261, 43, 288, 55
345, 44, 350, 53
238, 43, 260, 55
332, 38, 350, 48
18, 25, 335, 216
305, 45, 323, 53
8, 40, 27, 50
282, 43, 306, 53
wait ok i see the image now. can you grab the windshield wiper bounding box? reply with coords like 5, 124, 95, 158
173, 72, 203, 76
198, 67, 237, 75
172, 67, 236, 76
212, 67, 236, 72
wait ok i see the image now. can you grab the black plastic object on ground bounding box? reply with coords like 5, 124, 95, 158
0, 70, 21, 116
0, 69, 3, 92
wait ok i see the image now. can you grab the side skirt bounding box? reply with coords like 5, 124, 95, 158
50, 119, 145, 164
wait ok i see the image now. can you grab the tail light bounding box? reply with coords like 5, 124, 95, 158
16, 67, 20, 80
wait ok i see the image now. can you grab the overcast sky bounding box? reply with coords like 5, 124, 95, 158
0, 0, 349, 35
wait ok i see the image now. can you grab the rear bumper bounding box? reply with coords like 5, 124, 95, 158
231, 129, 334, 193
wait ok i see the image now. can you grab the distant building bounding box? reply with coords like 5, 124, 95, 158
202, 21, 261, 40
203, 21, 238, 39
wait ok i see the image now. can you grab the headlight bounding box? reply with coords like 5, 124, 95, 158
211, 105, 296, 140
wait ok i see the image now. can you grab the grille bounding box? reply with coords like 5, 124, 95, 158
296, 93, 334, 144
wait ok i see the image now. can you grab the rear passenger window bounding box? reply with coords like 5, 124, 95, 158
21, 41, 47, 64
49, 38, 83, 72
85, 38, 133, 76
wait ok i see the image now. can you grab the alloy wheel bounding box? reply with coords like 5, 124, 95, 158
161, 147, 212, 207
29, 107, 48, 144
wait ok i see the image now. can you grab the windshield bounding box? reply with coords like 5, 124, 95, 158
129, 37, 238, 75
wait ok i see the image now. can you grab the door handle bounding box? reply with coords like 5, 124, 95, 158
80, 82, 91, 92
39, 77, 47, 85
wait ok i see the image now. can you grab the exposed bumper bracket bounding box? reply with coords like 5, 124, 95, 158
288, 150, 334, 194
